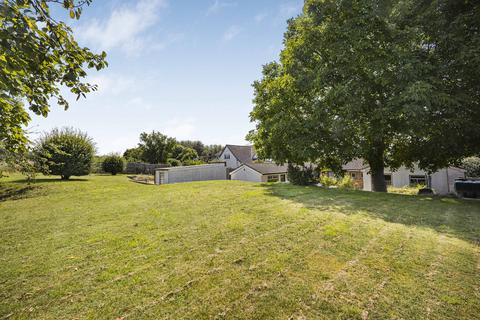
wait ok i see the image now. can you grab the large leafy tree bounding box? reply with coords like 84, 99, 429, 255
202, 144, 223, 162
139, 131, 177, 164
171, 144, 198, 163
248, 0, 480, 192
123, 147, 143, 163
1, 0, 107, 154
179, 140, 204, 157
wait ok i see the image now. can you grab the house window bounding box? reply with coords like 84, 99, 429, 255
410, 175, 426, 187
350, 172, 356, 179
280, 174, 286, 182
224, 154, 230, 160
384, 174, 392, 186
267, 175, 279, 182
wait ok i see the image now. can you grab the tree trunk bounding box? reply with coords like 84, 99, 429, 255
370, 164, 387, 192
61, 175, 70, 180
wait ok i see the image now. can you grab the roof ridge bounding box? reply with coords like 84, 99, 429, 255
226, 144, 252, 147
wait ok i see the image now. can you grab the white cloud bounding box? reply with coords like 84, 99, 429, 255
254, 13, 267, 23
150, 32, 185, 51
206, 0, 237, 16
88, 74, 135, 96
127, 97, 154, 111
223, 25, 242, 42
279, 2, 302, 17
76, 0, 167, 55
275, 2, 303, 25
163, 118, 196, 140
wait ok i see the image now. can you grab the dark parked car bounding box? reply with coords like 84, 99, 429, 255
454, 179, 480, 199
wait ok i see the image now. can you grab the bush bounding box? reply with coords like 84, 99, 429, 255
183, 159, 206, 166
462, 157, 480, 177
33, 127, 95, 180
319, 175, 337, 187
167, 158, 182, 167
92, 156, 106, 174
102, 154, 125, 175
288, 164, 317, 185
337, 175, 354, 189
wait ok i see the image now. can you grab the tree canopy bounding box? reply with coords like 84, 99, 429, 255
33, 127, 95, 180
171, 144, 199, 163
139, 131, 177, 164
102, 154, 125, 176
179, 140, 204, 157
248, 0, 480, 192
462, 157, 480, 178
123, 147, 143, 163
1, 0, 107, 154
125, 132, 223, 165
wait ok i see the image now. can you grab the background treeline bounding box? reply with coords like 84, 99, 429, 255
1, 128, 223, 180
122, 131, 223, 167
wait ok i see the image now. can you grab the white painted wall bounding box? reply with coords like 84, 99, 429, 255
155, 164, 227, 184
390, 166, 425, 188
260, 173, 288, 183
219, 147, 243, 169
431, 167, 465, 195
230, 165, 262, 182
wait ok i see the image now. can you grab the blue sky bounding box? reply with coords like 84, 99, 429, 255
29, 0, 303, 154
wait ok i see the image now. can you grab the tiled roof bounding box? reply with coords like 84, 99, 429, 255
244, 163, 288, 175
342, 159, 368, 171
225, 145, 254, 164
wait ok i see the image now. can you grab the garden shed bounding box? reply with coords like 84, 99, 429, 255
154, 163, 227, 185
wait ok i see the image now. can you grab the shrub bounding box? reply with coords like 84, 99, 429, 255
92, 156, 106, 173
183, 159, 206, 166
337, 175, 354, 189
462, 157, 480, 177
319, 175, 337, 187
288, 164, 317, 185
0, 148, 36, 182
33, 127, 95, 180
102, 154, 125, 175
167, 158, 182, 167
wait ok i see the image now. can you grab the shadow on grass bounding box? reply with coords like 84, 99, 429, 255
0, 185, 37, 202
263, 183, 480, 245
9, 178, 90, 184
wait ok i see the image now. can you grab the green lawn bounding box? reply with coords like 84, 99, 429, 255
1, 174, 479, 319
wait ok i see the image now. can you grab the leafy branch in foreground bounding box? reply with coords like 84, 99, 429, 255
0, 0, 107, 154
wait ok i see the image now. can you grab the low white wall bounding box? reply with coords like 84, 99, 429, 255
155, 164, 227, 185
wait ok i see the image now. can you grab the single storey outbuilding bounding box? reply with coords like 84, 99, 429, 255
332, 159, 466, 195
230, 163, 288, 183
154, 163, 227, 185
